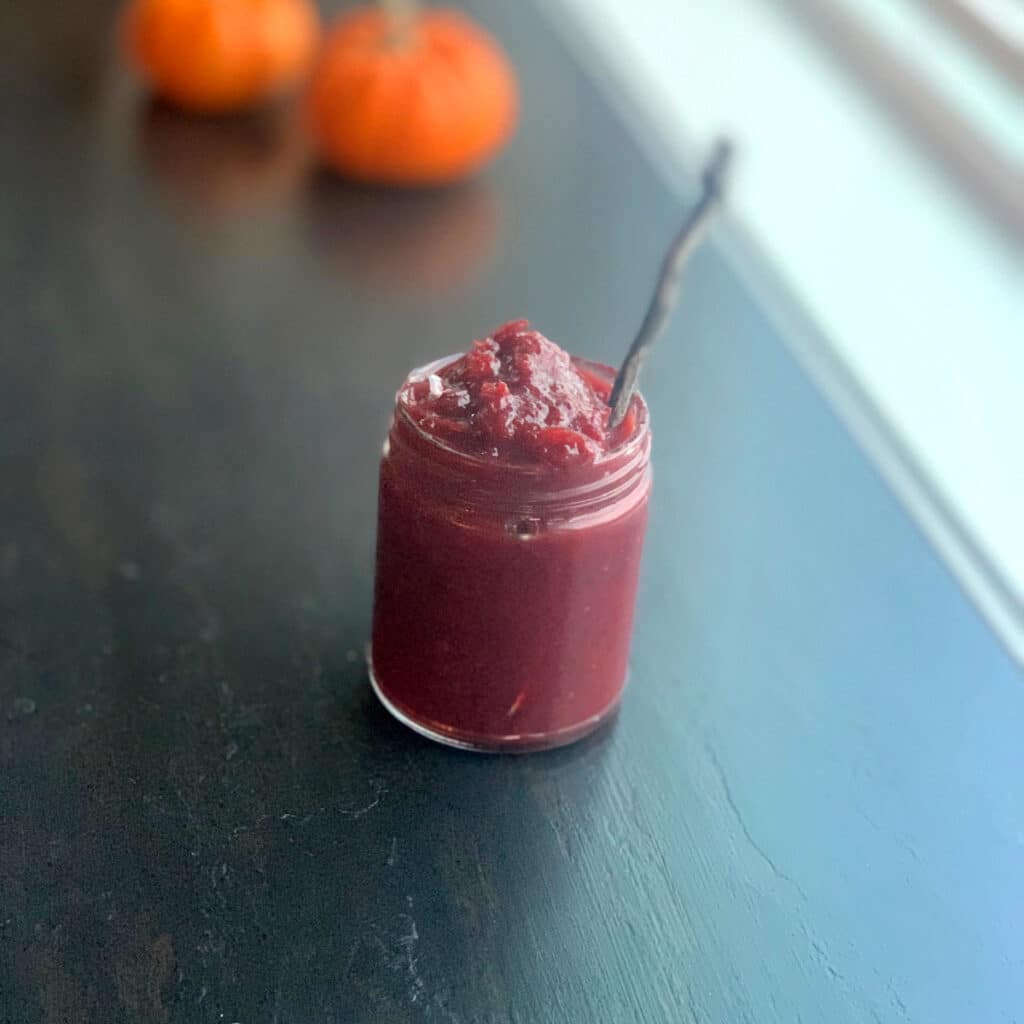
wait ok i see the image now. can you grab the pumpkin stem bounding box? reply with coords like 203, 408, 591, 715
380, 0, 419, 47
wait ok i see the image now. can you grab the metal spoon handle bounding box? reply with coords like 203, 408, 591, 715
608, 140, 734, 428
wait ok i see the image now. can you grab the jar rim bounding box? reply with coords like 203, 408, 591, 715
386, 355, 651, 516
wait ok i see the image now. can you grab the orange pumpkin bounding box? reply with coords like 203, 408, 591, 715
122, 0, 321, 114
306, 5, 519, 186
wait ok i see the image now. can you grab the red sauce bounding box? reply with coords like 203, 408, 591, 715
400, 319, 635, 466
370, 321, 651, 751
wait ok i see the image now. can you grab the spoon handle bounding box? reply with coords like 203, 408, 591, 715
608, 140, 734, 428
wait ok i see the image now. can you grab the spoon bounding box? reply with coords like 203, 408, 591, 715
608, 139, 735, 428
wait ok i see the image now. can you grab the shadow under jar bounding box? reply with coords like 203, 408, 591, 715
369, 355, 651, 753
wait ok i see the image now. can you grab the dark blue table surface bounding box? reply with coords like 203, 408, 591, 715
2, 1, 1021, 1022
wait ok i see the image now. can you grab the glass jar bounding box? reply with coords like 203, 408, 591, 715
369, 357, 651, 752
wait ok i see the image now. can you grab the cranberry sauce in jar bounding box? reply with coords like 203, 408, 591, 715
369, 320, 651, 751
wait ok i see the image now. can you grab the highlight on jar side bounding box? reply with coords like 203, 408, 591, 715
368, 140, 733, 752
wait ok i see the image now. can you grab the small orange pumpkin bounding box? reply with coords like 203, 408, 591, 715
122, 0, 321, 114
306, 4, 519, 186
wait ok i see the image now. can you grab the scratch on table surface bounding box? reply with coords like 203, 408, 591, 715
277, 782, 385, 827
702, 740, 806, 899
397, 912, 424, 1002
209, 861, 229, 910
355, 907, 461, 1022
702, 744, 894, 1006
280, 811, 318, 825
886, 982, 911, 1022
856, 804, 922, 865
387, 837, 398, 867
340, 778, 387, 819
810, 937, 844, 982
342, 795, 381, 819
9, 696, 37, 718
890, 986, 908, 1014
231, 781, 385, 840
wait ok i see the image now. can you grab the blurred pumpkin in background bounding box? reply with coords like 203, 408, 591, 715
306, 3, 518, 186
122, 0, 321, 114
